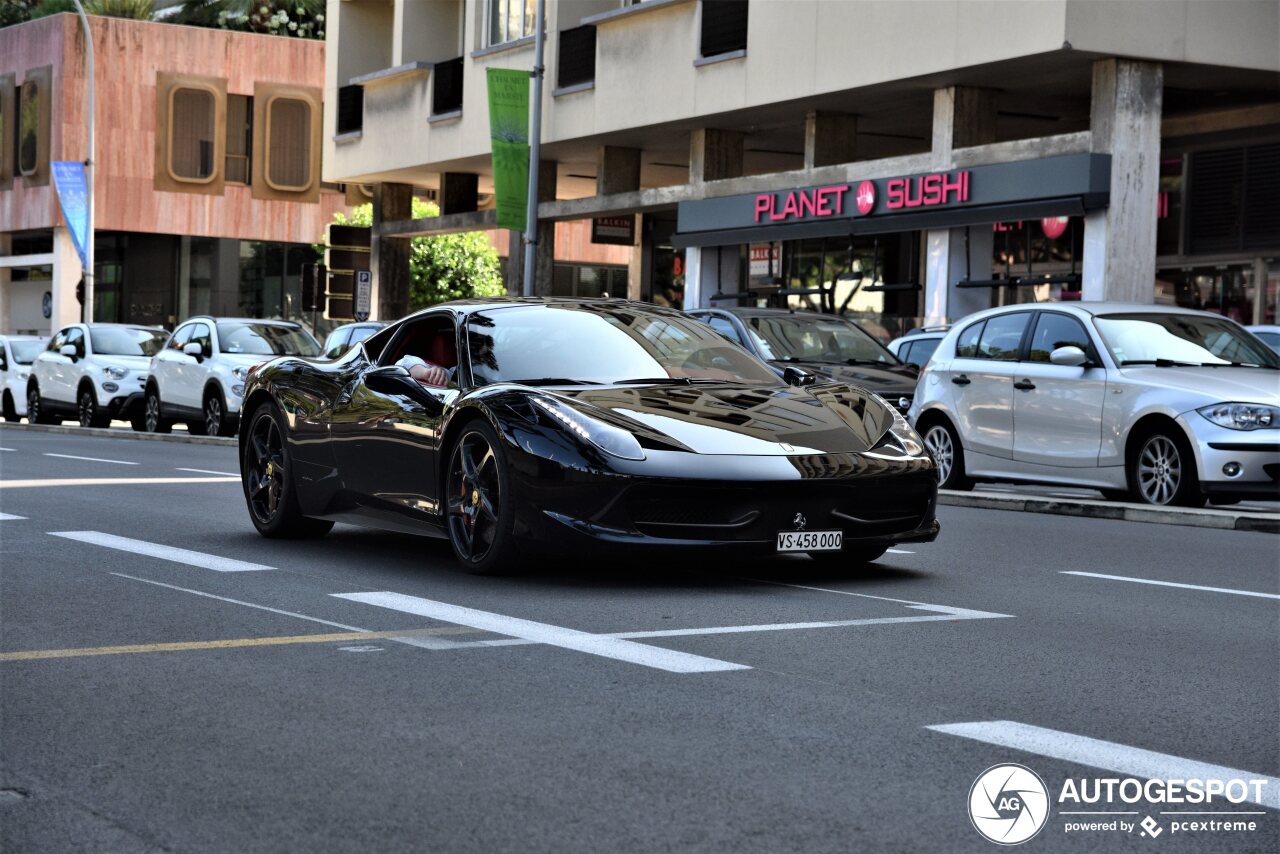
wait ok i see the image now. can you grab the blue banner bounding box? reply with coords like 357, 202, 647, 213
51, 161, 90, 269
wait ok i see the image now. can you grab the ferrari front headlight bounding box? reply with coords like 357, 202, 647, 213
532, 397, 644, 461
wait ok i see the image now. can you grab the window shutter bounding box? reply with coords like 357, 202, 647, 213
1243, 144, 1280, 250
1187, 148, 1243, 254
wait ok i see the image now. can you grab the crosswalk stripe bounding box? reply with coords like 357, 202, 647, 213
0, 512, 26, 521
52, 531, 273, 572
333, 591, 750, 674
926, 720, 1280, 810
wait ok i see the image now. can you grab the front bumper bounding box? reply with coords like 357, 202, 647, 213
508, 447, 940, 555
1179, 415, 1280, 498
104, 391, 145, 420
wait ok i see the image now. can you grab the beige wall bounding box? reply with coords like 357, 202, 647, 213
326, 0, 1280, 189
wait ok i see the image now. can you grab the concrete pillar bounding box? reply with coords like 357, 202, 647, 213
681, 245, 739, 310
371, 182, 414, 321
596, 146, 641, 196
626, 213, 644, 300
0, 233, 10, 333
923, 86, 997, 322
804, 111, 858, 169
51, 227, 82, 332
689, 129, 744, 183
1083, 59, 1163, 303
440, 172, 478, 215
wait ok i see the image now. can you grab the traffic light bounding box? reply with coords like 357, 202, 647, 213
323, 224, 371, 321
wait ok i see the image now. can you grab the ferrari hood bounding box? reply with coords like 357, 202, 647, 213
562, 383, 896, 455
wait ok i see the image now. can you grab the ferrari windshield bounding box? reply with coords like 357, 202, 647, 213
466, 305, 781, 386
89, 327, 168, 357
745, 314, 899, 365
1095, 313, 1280, 368
217, 322, 320, 356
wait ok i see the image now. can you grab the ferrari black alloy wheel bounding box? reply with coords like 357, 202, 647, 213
446, 422, 516, 573
242, 401, 332, 539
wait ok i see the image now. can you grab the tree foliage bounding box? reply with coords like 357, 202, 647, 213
169, 0, 324, 39
30, 0, 155, 20
330, 201, 506, 312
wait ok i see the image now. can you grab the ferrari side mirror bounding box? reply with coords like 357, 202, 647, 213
783, 366, 816, 387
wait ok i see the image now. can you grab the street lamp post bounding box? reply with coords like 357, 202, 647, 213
70, 0, 95, 323
521, 0, 546, 298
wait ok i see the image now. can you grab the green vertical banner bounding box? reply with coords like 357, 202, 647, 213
486, 68, 530, 232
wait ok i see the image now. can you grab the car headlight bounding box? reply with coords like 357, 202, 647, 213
101, 365, 128, 380
889, 409, 926, 456
232, 384, 245, 397
532, 396, 645, 461
232, 366, 249, 381
1197, 402, 1278, 431
16, 370, 29, 381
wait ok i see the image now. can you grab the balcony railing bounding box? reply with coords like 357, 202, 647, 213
557, 25, 597, 89
700, 0, 748, 58
432, 57, 465, 115
336, 84, 363, 134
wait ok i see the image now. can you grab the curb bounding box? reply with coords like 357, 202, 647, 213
0, 422, 236, 447
939, 490, 1279, 534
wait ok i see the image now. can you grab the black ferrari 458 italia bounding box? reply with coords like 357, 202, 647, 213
238, 298, 939, 572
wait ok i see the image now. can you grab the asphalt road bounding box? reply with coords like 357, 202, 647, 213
1, 427, 1277, 853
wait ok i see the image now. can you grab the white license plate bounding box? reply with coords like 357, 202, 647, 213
776, 530, 843, 553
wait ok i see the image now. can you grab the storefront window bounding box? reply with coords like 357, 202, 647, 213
1155, 262, 1277, 326
988, 218, 1084, 308
644, 216, 685, 308
551, 263, 629, 298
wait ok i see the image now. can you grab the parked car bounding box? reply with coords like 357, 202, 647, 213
323, 321, 386, 359
1, 335, 48, 422
687, 307, 920, 414
888, 325, 951, 370
27, 323, 167, 429
145, 317, 321, 436
238, 298, 939, 573
1245, 324, 1280, 354
909, 302, 1280, 506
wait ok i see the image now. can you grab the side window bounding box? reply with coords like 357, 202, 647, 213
0, 343, 8, 373
324, 329, 351, 359
64, 328, 85, 359
955, 322, 984, 359
169, 325, 193, 351
381, 316, 458, 385
348, 326, 379, 348
708, 316, 745, 346
912, 338, 941, 367
49, 329, 68, 351
975, 314, 1030, 361
896, 341, 915, 365
1028, 314, 1091, 363
190, 323, 213, 356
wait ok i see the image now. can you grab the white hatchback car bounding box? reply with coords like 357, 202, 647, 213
910, 302, 1280, 506
1, 335, 48, 421
144, 317, 321, 436
27, 323, 169, 428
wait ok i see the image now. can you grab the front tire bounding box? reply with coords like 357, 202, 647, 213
922, 420, 973, 491
1128, 429, 1204, 507
204, 391, 233, 437
2, 391, 18, 423
242, 400, 333, 539
78, 386, 109, 429
445, 421, 518, 574
27, 385, 54, 425
142, 387, 172, 433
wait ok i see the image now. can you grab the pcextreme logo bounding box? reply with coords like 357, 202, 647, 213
968, 764, 1050, 845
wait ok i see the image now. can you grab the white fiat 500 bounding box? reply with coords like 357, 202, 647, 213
909, 303, 1280, 506
145, 317, 321, 436
27, 323, 168, 429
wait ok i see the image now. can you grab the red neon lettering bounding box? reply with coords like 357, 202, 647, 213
815, 187, 833, 217
754, 194, 773, 223
941, 171, 965, 203
830, 185, 848, 214
780, 192, 800, 219
886, 179, 905, 209
903, 177, 923, 208
922, 174, 942, 205
798, 190, 817, 218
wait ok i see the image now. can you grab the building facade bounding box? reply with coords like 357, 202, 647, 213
0, 13, 349, 336
324, 0, 1278, 337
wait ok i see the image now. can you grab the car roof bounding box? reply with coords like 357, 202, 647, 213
183, 316, 302, 327
0, 334, 46, 340
699, 306, 860, 322
952, 301, 1237, 326
75, 322, 166, 331
398, 296, 693, 322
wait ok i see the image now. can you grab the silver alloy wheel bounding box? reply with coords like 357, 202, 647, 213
923, 425, 954, 485
1137, 435, 1181, 505
145, 393, 161, 432
27, 388, 39, 423
205, 396, 222, 436
78, 390, 96, 428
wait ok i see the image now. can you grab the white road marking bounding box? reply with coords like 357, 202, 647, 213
0, 447, 14, 451
109, 574, 467, 652
886, 548, 915, 554
926, 721, 1280, 810
333, 591, 750, 673
43, 453, 138, 465
53, 531, 274, 572
1061, 571, 1280, 601
176, 467, 239, 477
0, 476, 238, 489
0, 512, 26, 521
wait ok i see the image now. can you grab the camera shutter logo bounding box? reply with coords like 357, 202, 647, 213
968, 764, 1049, 845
